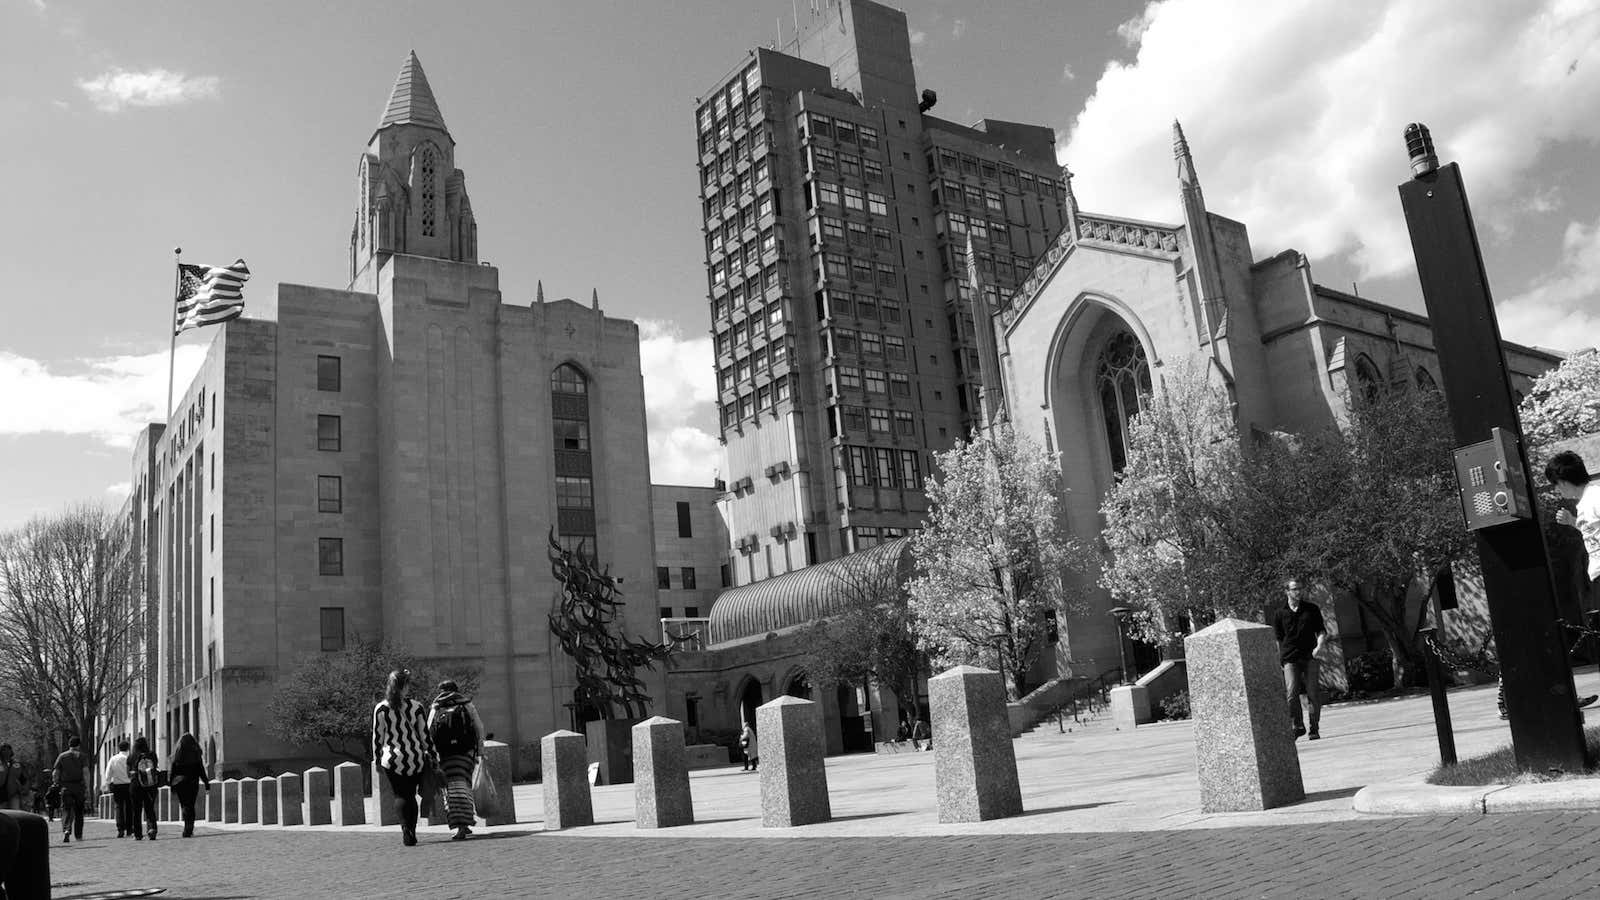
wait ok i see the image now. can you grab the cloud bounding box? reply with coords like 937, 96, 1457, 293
1060, 63, 1076, 83
0, 345, 206, 447
78, 68, 221, 113
637, 319, 722, 487
105, 482, 131, 498
1498, 215, 1600, 353
1062, 0, 1600, 280
909, 29, 927, 47
951, 18, 967, 39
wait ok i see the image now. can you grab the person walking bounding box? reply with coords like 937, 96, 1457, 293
0, 745, 26, 812
167, 733, 210, 838
372, 669, 433, 846
105, 740, 132, 837
50, 737, 87, 843
740, 721, 758, 772
1549, 451, 1600, 587
1272, 577, 1328, 740
127, 736, 161, 840
427, 680, 485, 841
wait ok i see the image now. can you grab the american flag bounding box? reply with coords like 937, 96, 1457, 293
174, 259, 250, 334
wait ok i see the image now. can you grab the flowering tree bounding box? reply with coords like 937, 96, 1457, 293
908, 427, 1089, 699
1519, 348, 1600, 453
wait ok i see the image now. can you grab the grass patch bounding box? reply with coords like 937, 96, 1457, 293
1426, 725, 1600, 786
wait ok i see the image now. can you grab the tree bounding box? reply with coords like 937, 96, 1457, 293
795, 541, 926, 723
1519, 348, 1600, 453
0, 505, 142, 784
264, 636, 480, 766
908, 426, 1090, 699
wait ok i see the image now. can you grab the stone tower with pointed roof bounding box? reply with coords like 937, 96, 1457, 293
351, 51, 477, 284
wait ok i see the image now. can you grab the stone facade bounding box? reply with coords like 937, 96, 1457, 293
105, 52, 660, 779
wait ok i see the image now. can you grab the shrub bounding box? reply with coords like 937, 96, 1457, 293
1346, 649, 1396, 694
1158, 690, 1190, 721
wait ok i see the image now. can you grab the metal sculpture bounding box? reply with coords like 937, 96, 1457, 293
547, 528, 667, 720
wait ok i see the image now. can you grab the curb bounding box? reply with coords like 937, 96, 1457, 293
1354, 780, 1600, 816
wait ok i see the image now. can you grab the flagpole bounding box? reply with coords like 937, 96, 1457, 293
167, 246, 181, 422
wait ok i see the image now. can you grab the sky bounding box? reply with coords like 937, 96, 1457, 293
1, 0, 1597, 529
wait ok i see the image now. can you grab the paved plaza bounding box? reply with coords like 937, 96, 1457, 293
44, 671, 1600, 898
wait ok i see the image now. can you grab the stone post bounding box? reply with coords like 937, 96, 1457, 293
222, 779, 241, 823
1185, 618, 1305, 812
929, 665, 1023, 823
258, 777, 278, 825
158, 785, 172, 822
277, 772, 303, 827
372, 761, 398, 826
756, 695, 831, 827
632, 716, 693, 828
238, 778, 259, 824
482, 740, 516, 826
1110, 683, 1152, 730
206, 781, 223, 822
332, 762, 365, 826
303, 767, 332, 826
541, 730, 593, 830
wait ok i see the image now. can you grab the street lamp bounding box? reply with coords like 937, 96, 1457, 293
1109, 607, 1133, 685
987, 631, 1009, 700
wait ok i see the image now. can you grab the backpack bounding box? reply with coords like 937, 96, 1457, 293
135, 756, 162, 789
431, 701, 478, 755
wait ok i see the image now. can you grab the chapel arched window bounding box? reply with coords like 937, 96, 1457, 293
418, 145, 438, 237
1415, 367, 1437, 392
1354, 355, 1382, 404
1096, 331, 1151, 472
552, 363, 595, 561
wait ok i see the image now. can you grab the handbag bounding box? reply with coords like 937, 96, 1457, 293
419, 765, 443, 818
471, 760, 498, 820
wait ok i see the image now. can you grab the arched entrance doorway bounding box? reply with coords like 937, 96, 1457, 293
836, 683, 873, 753
739, 678, 764, 729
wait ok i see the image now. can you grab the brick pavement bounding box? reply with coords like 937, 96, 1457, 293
46, 812, 1600, 899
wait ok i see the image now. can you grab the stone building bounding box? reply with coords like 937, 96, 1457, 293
105, 53, 660, 777
652, 484, 731, 637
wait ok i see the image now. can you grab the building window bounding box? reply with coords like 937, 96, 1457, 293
418, 144, 438, 237
676, 501, 693, 538
681, 567, 697, 590
318, 537, 344, 576
320, 607, 346, 652
552, 363, 589, 395
660, 606, 673, 619
1416, 367, 1438, 392
552, 363, 597, 557
684, 605, 700, 618
720, 563, 732, 587
317, 355, 341, 392
657, 566, 672, 589
318, 475, 342, 513
869, 408, 890, 433
1354, 354, 1383, 404
317, 415, 341, 452
554, 419, 590, 450
555, 476, 594, 508
1096, 331, 1152, 472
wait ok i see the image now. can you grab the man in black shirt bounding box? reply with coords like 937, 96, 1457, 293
1272, 578, 1328, 740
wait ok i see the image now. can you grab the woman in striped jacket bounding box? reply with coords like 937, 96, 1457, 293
371, 669, 434, 846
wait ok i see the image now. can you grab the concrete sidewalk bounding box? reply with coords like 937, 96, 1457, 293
187, 668, 1600, 842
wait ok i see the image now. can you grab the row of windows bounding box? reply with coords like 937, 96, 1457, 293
719, 340, 791, 389
818, 251, 897, 288
846, 524, 914, 552
810, 147, 883, 183
701, 136, 770, 189
844, 445, 924, 490
709, 231, 783, 287
934, 179, 1004, 214
938, 211, 1012, 248
930, 148, 1063, 199
696, 63, 762, 142
708, 217, 779, 258
941, 246, 1035, 283
703, 183, 778, 229
714, 316, 791, 358
710, 271, 783, 321
813, 216, 893, 252
656, 566, 699, 590
659, 605, 703, 619
800, 113, 881, 151
836, 405, 917, 437
810, 181, 889, 217
825, 327, 907, 360
720, 375, 796, 427
830, 366, 912, 398
815, 290, 903, 324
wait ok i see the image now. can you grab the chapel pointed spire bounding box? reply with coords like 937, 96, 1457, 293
378, 50, 450, 137
1173, 119, 1199, 193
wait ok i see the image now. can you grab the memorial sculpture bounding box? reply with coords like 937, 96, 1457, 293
546, 529, 668, 722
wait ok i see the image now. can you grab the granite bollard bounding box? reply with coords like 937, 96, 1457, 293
206, 781, 223, 822
541, 730, 594, 830
277, 772, 303, 826
159, 785, 173, 822
929, 665, 1023, 823
372, 762, 398, 826
632, 717, 694, 828
303, 767, 332, 826
482, 740, 516, 826
258, 777, 279, 825
239, 778, 259, 824
1185, 618, 1306, 812
223, 779, 241, 823
332, 762, 365, 826
757, 695, 831, 827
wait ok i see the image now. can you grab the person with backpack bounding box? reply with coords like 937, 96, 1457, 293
127, 736, 161, 840
427, 680, 485, 841
50, 736, 87, 843
372, 669, 433, 846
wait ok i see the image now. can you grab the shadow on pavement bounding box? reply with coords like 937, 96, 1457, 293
1301, 786, 1362, 804
1017, 802, 1115, 818
828, 811, 902, 824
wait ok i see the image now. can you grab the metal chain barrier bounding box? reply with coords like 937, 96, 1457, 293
1421, 629, 1492, 673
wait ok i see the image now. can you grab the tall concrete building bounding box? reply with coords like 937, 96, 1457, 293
106, 53, 660, 776
697, 0, 1068, 585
